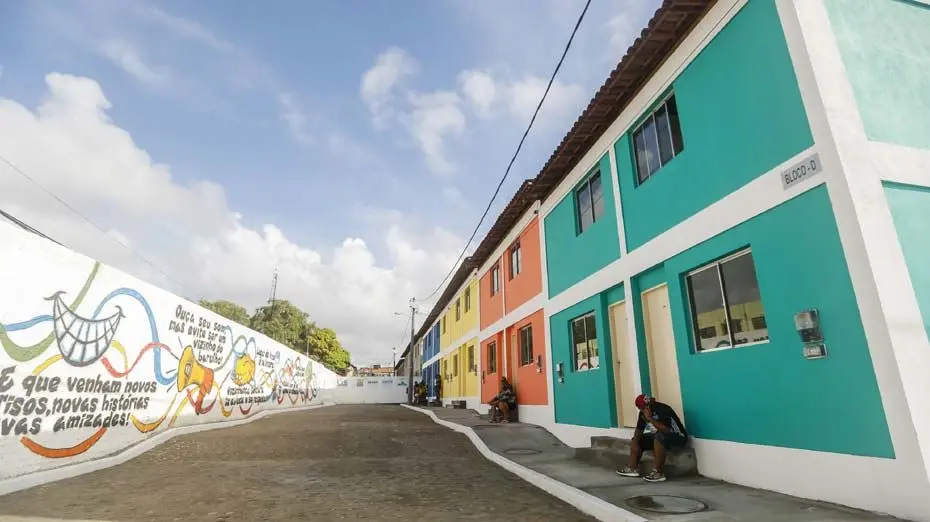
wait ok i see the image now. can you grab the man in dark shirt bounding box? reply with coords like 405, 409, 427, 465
616, 394, 688, 482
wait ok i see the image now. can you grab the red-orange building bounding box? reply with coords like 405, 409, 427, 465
477, 198, 549, 422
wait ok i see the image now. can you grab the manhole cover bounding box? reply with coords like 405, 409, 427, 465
503, 448, 541, 455
626, 495, 707, 514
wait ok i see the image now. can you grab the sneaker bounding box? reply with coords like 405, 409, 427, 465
643, 470, 667, 482
616, 466, 640, 477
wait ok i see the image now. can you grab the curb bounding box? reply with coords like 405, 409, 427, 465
0, 403, 333, 497
402, 404, 647, 522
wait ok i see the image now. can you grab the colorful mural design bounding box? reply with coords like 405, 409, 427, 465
0, 261, 319, 465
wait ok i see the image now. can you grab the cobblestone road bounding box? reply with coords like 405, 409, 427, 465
0, 405, 595, 521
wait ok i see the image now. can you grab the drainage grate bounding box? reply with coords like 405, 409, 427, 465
626, 495, 707, 514
503, 448, 541, 455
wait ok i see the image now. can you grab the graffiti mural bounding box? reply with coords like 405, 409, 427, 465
0, 251, 332, 480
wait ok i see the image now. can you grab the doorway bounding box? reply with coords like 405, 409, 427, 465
641, 284, 684, 418
608, 301, 637, 427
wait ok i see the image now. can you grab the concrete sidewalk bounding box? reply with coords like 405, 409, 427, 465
420, 407, 902, 521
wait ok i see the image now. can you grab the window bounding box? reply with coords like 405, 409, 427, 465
487, 342, 497, 373
509, 241, 522, 279
686, 249, 768, 352
571, 313, 599, 371
453, 354, 459, 376
464, 288, 471, 313
519, 325, 534, 366
575, 172, 605, 234
455, 299, 461, 321
443, 360, 448, 378
442, 316, 446, 333
467, 345, 475, 372
490, 264, 501, 296
633, 95, 684, 184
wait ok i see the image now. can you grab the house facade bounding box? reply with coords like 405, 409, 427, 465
410, 0, 930, 518
476, 192, 550, 424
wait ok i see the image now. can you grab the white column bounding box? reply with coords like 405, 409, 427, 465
537, 201, 557, 425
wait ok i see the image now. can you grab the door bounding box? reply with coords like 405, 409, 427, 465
608, 301, 637, 427
641, 285, 684, 418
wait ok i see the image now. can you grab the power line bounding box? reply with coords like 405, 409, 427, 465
0, 154, 194, 295
416, 0, 592, 302
0, 206, 65, 247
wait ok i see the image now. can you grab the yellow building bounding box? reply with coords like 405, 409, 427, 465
436, 276, 480, 405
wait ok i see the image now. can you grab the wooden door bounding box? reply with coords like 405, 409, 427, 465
608, 301, 637, 427
642, 285, 684, 418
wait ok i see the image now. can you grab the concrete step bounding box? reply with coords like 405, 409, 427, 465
576, 436, 697, 478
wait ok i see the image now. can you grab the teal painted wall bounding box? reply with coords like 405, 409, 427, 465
884, 182, 930, 341
631, 265, 666, 395
615, 0, 813, 250
550, 292, 618, 428
605, 282, 625, 305
825, 0, 930, 150
630, 186, 893, 457
544, 154, 621, 297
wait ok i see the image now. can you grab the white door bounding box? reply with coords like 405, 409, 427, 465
608, 302, 637, 427
642, 285, 684, 418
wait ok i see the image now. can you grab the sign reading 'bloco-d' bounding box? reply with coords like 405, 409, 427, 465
781, 152, 823, 190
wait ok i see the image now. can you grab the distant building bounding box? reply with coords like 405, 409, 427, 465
357, 364, 394, 377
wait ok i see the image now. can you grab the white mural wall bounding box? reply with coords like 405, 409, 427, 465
0, 222, 349, 481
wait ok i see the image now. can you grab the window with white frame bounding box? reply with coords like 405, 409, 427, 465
467, 344, 475, 372
487, 341, 497, 373
442, 316, 446, 333
686, 249, 769, 352
509, 241, 522, 279
519, 325, 533, 366
633, 94, 684, 185
490, 264, 501, 295
575, 172, 605, 234
464, 288, 471, 313
571, 312, 599, 371
455, 298, 461, 321
453, 354, 459, 376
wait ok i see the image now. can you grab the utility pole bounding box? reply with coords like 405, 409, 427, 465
407, 297, 416, 405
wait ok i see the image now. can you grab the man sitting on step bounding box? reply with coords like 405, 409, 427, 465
488, 377, 516, 423
616, 394, 688, 483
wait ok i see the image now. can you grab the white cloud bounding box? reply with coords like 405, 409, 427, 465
0, 73, 462, 366
455, 69, 586, 127
100, 39, 171, 87
506, 75, 586, 124
360, 47, 418, 126
404, 90, 466, 177
458, 70, 497, 118
278, 92, 313, 147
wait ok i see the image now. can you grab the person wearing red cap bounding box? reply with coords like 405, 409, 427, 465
616, 393, 688, 482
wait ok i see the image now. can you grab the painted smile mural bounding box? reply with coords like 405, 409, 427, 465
0, 261, 320, 473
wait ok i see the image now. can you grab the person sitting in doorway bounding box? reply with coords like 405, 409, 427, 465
488, 377, 516, 423
616, 394, 688, 483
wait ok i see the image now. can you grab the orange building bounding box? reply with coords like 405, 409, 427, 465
476, 185, 549, 422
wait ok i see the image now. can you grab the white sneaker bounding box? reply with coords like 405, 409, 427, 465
616, 466, 640, 477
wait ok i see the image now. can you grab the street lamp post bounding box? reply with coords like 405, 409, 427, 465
392, 347, 396, 375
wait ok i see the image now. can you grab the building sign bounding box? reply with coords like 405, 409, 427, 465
781, 152, 823, 190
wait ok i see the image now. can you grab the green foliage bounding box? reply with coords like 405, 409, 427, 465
306, 327, 351, 370
199, 299, 250, 327
240, 299, 352, 372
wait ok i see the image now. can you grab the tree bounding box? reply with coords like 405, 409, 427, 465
306, 326, 351, 370
200, 299, 250, 327
249, 299, 312, 348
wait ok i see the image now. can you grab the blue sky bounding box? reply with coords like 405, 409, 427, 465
0, 0, 659, 365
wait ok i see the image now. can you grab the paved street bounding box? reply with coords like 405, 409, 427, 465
0, 405, 595, 522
